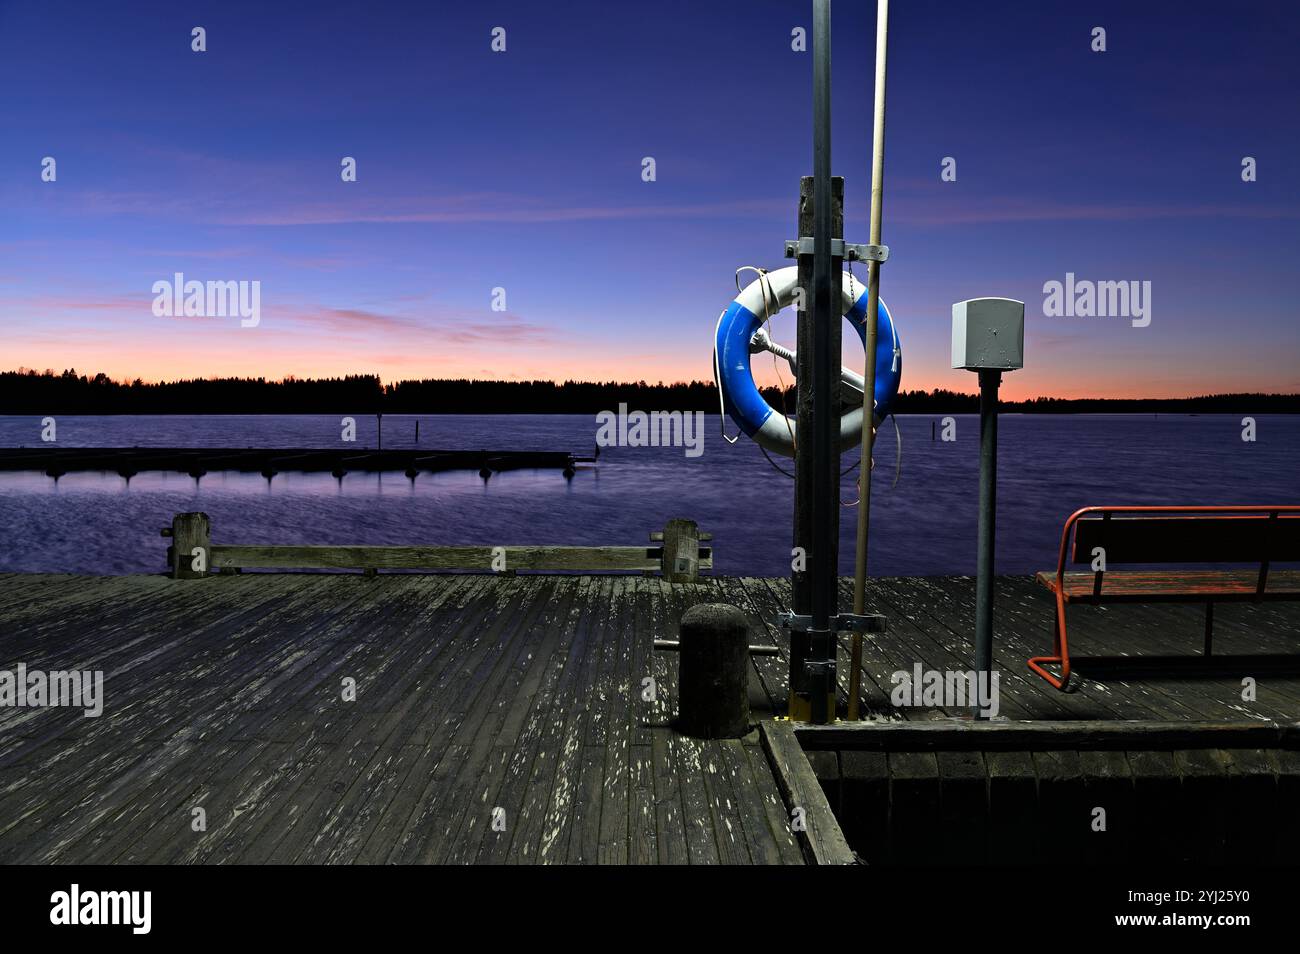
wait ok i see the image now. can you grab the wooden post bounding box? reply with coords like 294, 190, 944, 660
675, 603, 751, 739
165, 512, 211, 579
660, 518, 700, 584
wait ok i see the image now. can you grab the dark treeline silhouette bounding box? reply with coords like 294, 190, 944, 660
2, 368, 1297, 415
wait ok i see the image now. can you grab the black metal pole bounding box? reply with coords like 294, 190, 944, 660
808, 0, 836, 724
974, 369, 1000, 716
791, 177, 816, 713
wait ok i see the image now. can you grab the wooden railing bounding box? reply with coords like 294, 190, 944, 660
162, 513, 713, 582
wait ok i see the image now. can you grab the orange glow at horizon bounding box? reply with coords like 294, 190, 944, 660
8, 336, 1295, 401
5, 297, 1296, 401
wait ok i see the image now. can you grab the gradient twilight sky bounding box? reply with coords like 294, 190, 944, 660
1, 0, 1297, 401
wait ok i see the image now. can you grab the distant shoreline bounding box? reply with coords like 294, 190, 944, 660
4, 405, 1297, 417
2, 370, 1297, 415
4, 407, 1298, 417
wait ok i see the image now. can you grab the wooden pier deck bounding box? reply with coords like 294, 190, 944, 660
0, 572, 1297, 865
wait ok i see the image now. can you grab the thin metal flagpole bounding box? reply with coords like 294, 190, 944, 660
848, 0, 889, 721
808, 0, 837, 725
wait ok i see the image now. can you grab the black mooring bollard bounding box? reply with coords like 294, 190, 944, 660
676, 603, 751, 739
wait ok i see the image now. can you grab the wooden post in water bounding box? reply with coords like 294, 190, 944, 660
675, 603, 751, 739
164, 512, 211, 579
660, 517, 701, 583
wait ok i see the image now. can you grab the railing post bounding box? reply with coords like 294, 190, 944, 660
660, 518, 701, 584
164, 512, 211, 580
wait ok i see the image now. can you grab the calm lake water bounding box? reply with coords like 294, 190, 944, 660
0, 413, 1295, 576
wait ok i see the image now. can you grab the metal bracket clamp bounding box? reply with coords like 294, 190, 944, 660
777, 611, 887, 635
784, 237, 890, 264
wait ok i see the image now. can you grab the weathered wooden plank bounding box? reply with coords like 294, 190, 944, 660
696, 737, 753, 865
885, 750, 941, 864
300, 576, 503, 863
984, 750, 1038, 864
438, 581, 576, 863
215, 574, 499, 868
481, 580, 596, 864
639, 577, 678, 742
838, 749, 887, 863
386, 578, 564, 864
649, 731, 691, 865
627, 744, 659, 865
2, 573, 1298, 867
1078, 749, 1133, 865
79, 738, 260, 864
565, 746, 606, 865
312, 580, 520, 863
903, 576, 1139, 720
935, 574, 1253, 721
740, 737, 805, 865
732, 578, 794, 715
795, 718, 1299, 750
1126, 750, 1182, 860
532, 581, 609, 864
852, 578, 1019, 719
294, 580, 527, 864
1031, 749, 1086, 862
170, 579, 452, 863
759, 721, 855, 865
1275, 749, 1300, 862
719, 738, 784, 865
714, 577, 783, 715
211, 544, 665, 573
937, 750, 988, 865
1220, 748, 1279, 863
596, 578, 635, 864
668, 732, 720, 865
0, 575, 373, 860
1049, 568, 1300, 601
1171, 748, 1227, 864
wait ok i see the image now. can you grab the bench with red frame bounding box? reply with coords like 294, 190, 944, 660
1027, 505, 1300, 690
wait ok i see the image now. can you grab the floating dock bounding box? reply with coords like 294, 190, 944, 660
0, 573, 1297, 864
0, 447, 594, 480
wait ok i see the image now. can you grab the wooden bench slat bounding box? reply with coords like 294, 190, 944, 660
1037, 569, 1300, 603
1072, 514, 1300, 565
1066, 519, 1300, 564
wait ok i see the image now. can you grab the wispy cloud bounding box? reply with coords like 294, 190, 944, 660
1, 290, 558, 348
9, 182, 790, 228
216, 194, 790, 227
262, 301, 558, 346
890, 193, 1299, 227
20, 179, 1295, 230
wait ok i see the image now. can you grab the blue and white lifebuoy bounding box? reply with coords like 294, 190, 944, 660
713, 265, 901, 458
